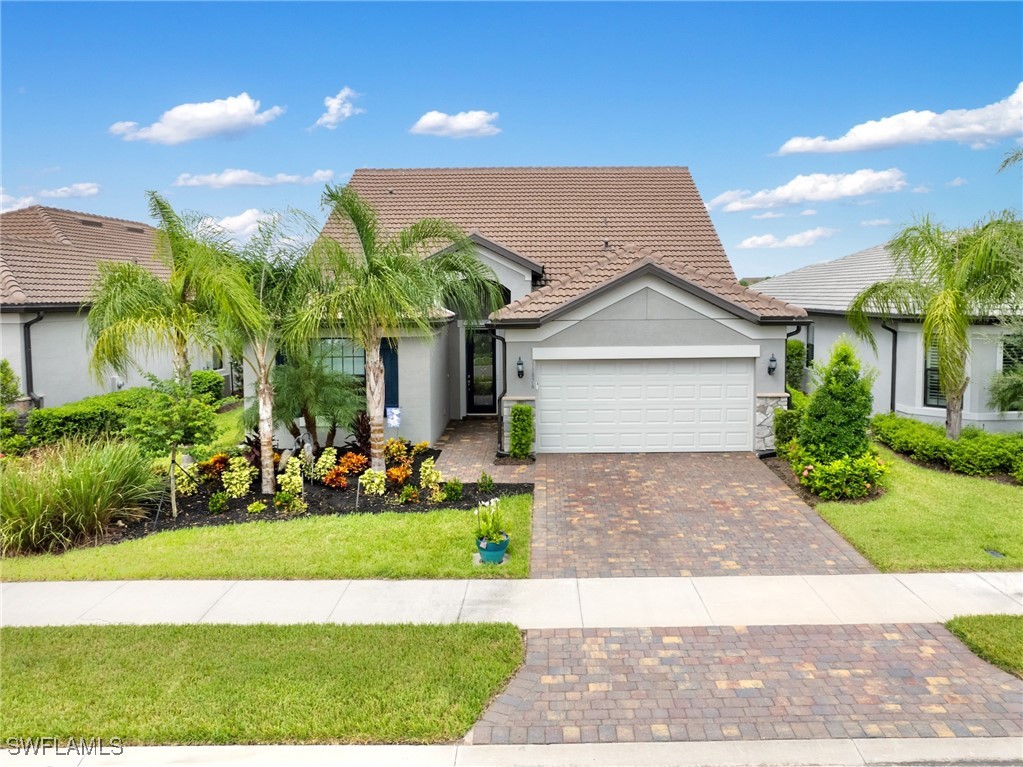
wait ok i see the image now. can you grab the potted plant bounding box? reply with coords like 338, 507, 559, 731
475, 498, 509, 564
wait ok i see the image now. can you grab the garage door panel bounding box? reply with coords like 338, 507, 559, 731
536, 357, 753, 453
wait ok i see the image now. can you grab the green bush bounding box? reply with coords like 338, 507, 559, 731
443, 479, 464, 502
359, 468, 386, 496
0, 440, 160, 554
0, 359, 21, 406
785, 339, 806, 391
797, 337, 875, 464
787, 385, 810, 411
208, 491, 229, 515
190, 370, 225, 403
1013, 456, 1023, 485
25, 387, 155, 445
789, 443, 889, 500
222, 456, 257, 498
477, 471, 495, 495
773, 407, 803, 448
509, 404, 535, 459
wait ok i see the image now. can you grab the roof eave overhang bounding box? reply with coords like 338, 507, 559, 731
0, 301, 87, 313
431, 233, 545, 277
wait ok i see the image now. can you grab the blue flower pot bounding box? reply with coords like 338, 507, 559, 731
476, 534, 509, 564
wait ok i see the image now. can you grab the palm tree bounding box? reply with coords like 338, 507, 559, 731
87, 192, 257, 386
849, 212, 1023, 439
293, 185, 503, 471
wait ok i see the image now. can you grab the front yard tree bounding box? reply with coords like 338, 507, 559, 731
849, 212, 1023, 439
88, 192, 257, 386
296, 185, 503, 472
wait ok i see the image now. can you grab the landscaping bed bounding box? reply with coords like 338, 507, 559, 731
0, 623, 524, 745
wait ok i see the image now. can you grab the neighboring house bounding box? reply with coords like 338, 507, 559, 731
755, 244, 1023, 433
317, 166, 807, 453
0, 206, 229, 408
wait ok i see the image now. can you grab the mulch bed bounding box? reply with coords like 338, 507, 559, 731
106, 446, 533, 545
760, 454, 886, 507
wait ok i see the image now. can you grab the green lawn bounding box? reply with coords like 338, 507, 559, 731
209, 402, 245, 451
1, 494, 532, 581
818, 447, 1023, 572
0, 623, 522, 745
947, 615, 1023, 679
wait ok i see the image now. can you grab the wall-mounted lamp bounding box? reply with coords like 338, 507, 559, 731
516, 357, 525, 378
767, 353, 778, 376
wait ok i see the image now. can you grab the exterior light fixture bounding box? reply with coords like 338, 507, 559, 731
767, 353, 778, 376
516, 357, 525, 378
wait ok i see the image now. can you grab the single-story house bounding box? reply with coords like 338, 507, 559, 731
316, 166, 808, 454
755, 244, 1023, 433
0, 205, 230, 408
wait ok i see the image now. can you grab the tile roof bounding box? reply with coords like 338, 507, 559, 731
754, 244, 896, 313
492, 244, 806, 322
0, 206, 165, 308
330, 166, 803, 321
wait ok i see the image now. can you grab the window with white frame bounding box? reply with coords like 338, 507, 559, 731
923, 344, 946, 408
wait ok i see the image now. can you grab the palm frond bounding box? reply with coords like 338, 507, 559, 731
847, 279, 928, 353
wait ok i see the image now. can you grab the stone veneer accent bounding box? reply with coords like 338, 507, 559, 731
756, 393, 789, 453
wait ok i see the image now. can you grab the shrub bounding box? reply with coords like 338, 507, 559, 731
313, 447, 338, 481
797, 337, 875, 464
787, 385, 810, 411
509, 404, 535, 459
785, 339, 806, 391
411, 440, 430, 457
25, 387, 155, 445
273, 490, 307, 515
774, 407, 803, 448
478, 471, 495, 495
1013, 456, 1023, 485
222, 456, 257, 498
443, 479, 464, 502
398, 485, 420, 505
383, 437, 411, 465
359, 468, 386, 496
338, 451, 369, 475
386, 465, 412, 486
418, 457, 443, 501
246, 500, 266, 514
789, 443, 889, 501
871, 413, 1023, 475
208, 491, 229, 515
277, 457, 305, 496
190, 370, 225, 403
947, 429, 1023, 476
0, 440, 160, 554
197, 453, 231, 484
0, 359, 21, 406
0, 433, 31, 456
323, 466, 349, 490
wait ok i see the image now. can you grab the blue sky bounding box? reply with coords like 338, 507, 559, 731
2, 1, 1021, 277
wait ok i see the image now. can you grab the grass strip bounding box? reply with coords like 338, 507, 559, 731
817, 448, 1023, 572
2, 495, 531, 581
947, 615, 1023, 679
0, 623, 523, 745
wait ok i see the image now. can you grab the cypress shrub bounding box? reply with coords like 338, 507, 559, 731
509, 404, 535, 459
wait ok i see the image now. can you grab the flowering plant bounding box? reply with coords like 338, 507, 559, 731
474, 498, 507, 545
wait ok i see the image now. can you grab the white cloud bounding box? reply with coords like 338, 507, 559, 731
39, 182, 100, 199
946, 177, 968, 187
752, 211, 784, 220
800, 209, 817, 216
861, 218, 892, 227
174, 168, 334, 189
110, 93, 285, 145
779, 83, 1023, 154
709, 168, 907, 212
314, 87, 364, 129
0, 188, 35, 212
912, 185, 931, 194
737, 227, 839, 250
410, 110, 500, 138
214, 209, 272, 241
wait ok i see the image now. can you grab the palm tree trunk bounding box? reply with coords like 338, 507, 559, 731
256, 366, 276, 495
169, 445, 179, 519
174, 334, 191, 386
301, 407, 320, 453
946, 393, 964, 440
365, 336, 386, 472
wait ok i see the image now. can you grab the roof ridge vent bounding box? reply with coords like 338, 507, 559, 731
79, 218, 104, 228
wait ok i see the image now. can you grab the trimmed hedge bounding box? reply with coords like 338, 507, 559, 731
191, 370, 225, 403
785, 339, 806, 391
774, 407, 803, 448
509, 404, 535, 459
25, 388, 155, 445
871, 412, 1023, 478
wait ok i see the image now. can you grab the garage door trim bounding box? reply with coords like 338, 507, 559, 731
533, 345, 760, 361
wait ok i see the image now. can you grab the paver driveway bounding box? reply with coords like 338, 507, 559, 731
530, 453, 873, 578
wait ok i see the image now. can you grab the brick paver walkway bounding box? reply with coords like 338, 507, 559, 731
531, 453, 873, 578
469, 625, 1023, 745
434, 418, 535, 484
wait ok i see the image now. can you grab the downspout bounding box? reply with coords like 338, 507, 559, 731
881, 322, 897, 412
23, 311, 44, 408
490, 328, 508, 455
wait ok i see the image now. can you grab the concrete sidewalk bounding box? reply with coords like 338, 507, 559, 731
2, 572, 1020, 628
1, 738, 1021, 767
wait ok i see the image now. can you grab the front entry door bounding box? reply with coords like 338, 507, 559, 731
466, 330, 497, 414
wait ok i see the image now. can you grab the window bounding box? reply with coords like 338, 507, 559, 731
1003, 336, 1023, 373
210, 346, 223, 371
805, 324, 815, 365
924, 344, 946, 408
317, 338, 398, 409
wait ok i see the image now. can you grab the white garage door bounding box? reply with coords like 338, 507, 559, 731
536, 358, 754, 453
